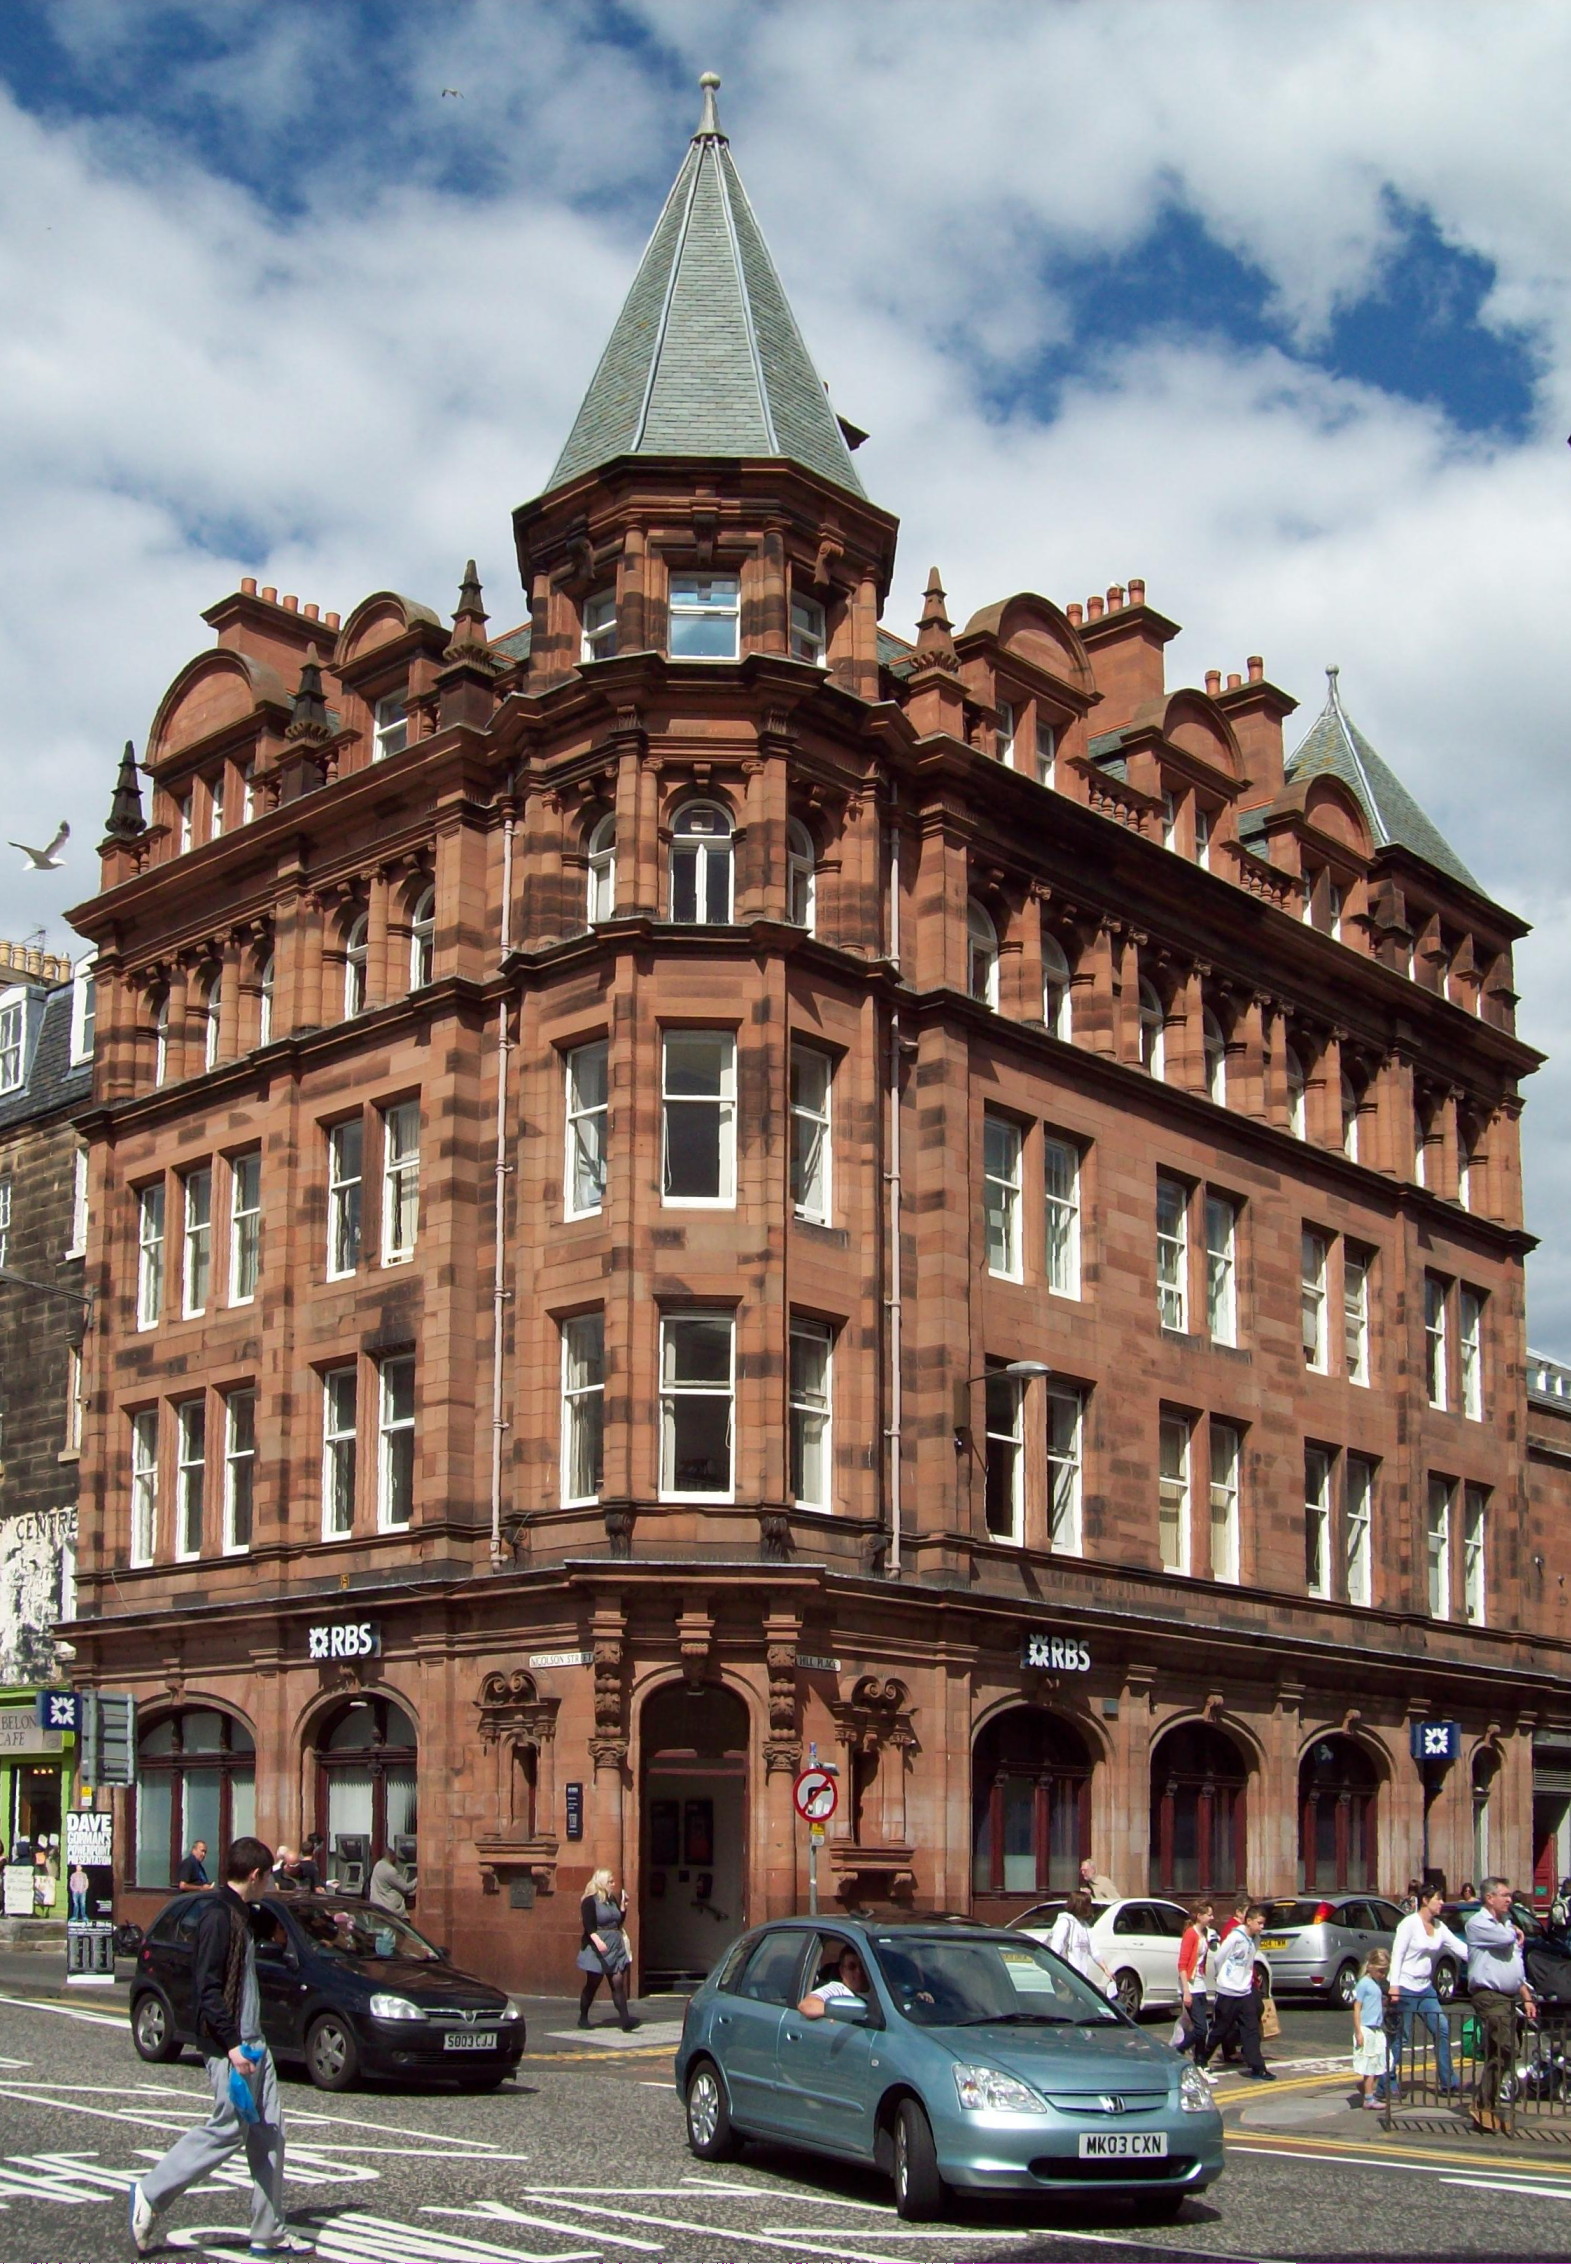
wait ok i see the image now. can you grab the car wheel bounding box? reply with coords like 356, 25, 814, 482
1114, 1970, 1143, 2020
131, 1992, 180, 2063
305, 2013, 362, 2092
1435, 1958, 1458, 2004
892, 2097, 944, 2221
1332, 1961, 1359, 2010
685, 2059, 739, 2161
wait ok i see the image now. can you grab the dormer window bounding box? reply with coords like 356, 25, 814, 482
409, 888, 436, 989
786, 819, 817, 931
69, 953, 96, 1065
967, 900, 999, 1008
790, 593, 826, 666
1036, 719, 1057, 787
587, 814, 617, 923
669, 574, 739, 660
0, 994, 23, 1093
208, 771, 226, 840
1194, 804, 1213, 870
344, 914, 369, 1017
582, 589, 618, 663
176, 793, 193, 854
995, 699, 1016, 765
1161, 791, 1178, 851
372, 694, 408, 761
670, 802, 734, 924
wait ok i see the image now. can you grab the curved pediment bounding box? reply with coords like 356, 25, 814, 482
336, 591, 442, 664
1164, 688, 1242, 779
963, 592, 1095, 696
148, 649, 291, 763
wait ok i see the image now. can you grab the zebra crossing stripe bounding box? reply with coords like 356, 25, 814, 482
168, 2211, 599, 2262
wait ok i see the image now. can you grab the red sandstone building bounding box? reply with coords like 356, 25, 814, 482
68, 81, 1571, 1992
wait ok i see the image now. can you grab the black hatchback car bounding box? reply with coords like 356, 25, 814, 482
130, 1893, 526, 2091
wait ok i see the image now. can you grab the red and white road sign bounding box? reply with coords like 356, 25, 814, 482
793, 1766, 838, 1823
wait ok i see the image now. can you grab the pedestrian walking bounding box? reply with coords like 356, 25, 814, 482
1466, 1874, 1538, 2133
1078, 1855, 1119, 1901
1351, 1948, 1390, 2109
128, 1836, 312, 2258
367, 1849, 413, 1913
1177, 1899, 1213, 2060
1389, 1886, 1468, 2096
1197, 1903, 1274, 2080
1047, 1890, 1117, 1996
577, 1867, 636, 2031
177, 1837, 211, 1888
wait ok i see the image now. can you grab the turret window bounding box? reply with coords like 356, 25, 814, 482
790, 593, 826, 666
1042, 934, 1071, 1039
409, 888, 435, 989
967, 900, 999, 1007
343, 914, 369, 1018
669, 803, 733, 925
786, 819, 816, 930
1138, 980, 1166, 1077
668, 573, 739, 660
582, 589, 618, 662
372, 694, 408, 761
587, 815, 617, 923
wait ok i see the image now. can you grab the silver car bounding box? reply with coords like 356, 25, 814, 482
1260, 1894, 1410, 2005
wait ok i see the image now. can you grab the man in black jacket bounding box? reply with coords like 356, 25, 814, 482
129, 1837, 312, 2257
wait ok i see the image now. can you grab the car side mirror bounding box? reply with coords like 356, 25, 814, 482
823, 1994, 870, 2025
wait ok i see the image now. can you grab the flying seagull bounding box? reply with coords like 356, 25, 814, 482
9, 821, 69, 870
441, 86, 462, 97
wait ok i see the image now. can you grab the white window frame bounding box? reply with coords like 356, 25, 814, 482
587, 814, 617, 924
409, 887, 435, 989
1341, 1070, 1361, 1161
1301, 1229, 1329, 1372
658, 1312, 736, 1502
786, 818, 817, 931
668, 573, 740, 660
152, 992, 170, 1087
1156, 1175, 1188, 1332
560, 1312, 605, 1506
1343, 1245, 1371, 1386
582, 587, 617, 663
176, 793, 193, 854
1035, 717, 1057, 786
789, 1318, 833, 1511
1194, 803, 1213, 870
0, 1176, 9, 1270
995, 697, 1016, 764
669, 803, 734, 925
0, 996, 23, 1093
564, 1041, 609, 1221
377, 1353, 416, 1531
1139, 979, 1166, 1077
660, 1031, 736, 1208
130, 1407, 159, 1566
136, 1182, 166, 1330
321, 1366, 358, 1539
1305, 1443, 1333, 1599
175, 1396, 206, 1561
241, 763, 257, 824
208, 768, 226, 841
327, 1119, 364, 1279
967, 900, 999, 1008
1161, 789, 1178, 851
257, 956, 274, 1047
1427, 1475, 1454, 1620
1202, 1006, 1227, 1105
1158, 1410, 1192, 1575
983, 1114, 1023, 1281
1205, 1193, 1238, 1346
1047, 1383, 1084, 1555
789, 1043, 832, 1225
228, 1151, 261, 1305
198, 975, 220, 1072
69, 952, 96, 1064
789, 592, 826, 666
372, 692, 408, 761
65, 1144, 89, 1258
181, 1166, 212, 1318
1462, 1484, 1487, 1624
1286, 1046, 1307, 1138
1460, 1286, 1484, 1420
1414, 1102, 1430, 1189
1345, 1453, 1374, 1608
65, 1339, 84, 1453
1209, 1419, 1241, 1585
1043, 1136, 1080, 1298
1042, 933, 1071, 1039
1425, 1274, 1449, 1410
223, 1387, 257, 1555
983, 1367, 1025, 1545
343, 914, 369, 1018
381, 1101, 420, 1265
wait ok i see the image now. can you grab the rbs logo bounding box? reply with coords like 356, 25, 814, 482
308, 1622, 379, 1661
1022, 1632, 1092, 1672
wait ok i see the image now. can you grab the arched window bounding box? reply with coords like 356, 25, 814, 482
1042, 933, 1071, 1040
669, 802, 733, 925
1285, 1046, 1307, 1138
1138, 979, 1166, 1077
967, 899, 999, 1008
1341, 1069, 1361, 1161
409, 887, 435, 990
1149, 1723, 1248, 1897
151, 991, 170, 1087
972, 1708, 1092, 1901
587, 814, 617, 924
257, 955, 275, 1048
1202, 1005, 1227, 1105
1472, 1747, 1500, 1882
198, 973, 220, 1072
314, 1695, 418, 1873
1299, 1734, 1379, 1892
786, 818, 817, 932
343, 913, 369, 1018
1413, 1102, 1430, 1188
133, 1708, 255, 1889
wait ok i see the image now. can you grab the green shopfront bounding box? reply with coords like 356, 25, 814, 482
0, 1688, 76, 1920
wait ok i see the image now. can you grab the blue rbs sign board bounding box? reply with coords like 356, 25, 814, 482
1410, 1720, 1462, 1763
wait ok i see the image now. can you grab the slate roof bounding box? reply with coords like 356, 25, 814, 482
1285, 668, 1476, 890
0, 979, 90, 1134
549, 89, 865, 500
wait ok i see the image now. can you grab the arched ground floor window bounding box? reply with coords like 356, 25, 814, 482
972, 1707, 1091, 1898
1299, 1733, 1380, 1892
1149, 1722, 1248, 1897
133, 1708, 255, 1888
312, 1695, 417, 1882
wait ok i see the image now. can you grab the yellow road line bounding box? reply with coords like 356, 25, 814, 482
524, 2044, 677, 2063
1212, 2070, 1350, 2102
1227, 2126, 1571, 2177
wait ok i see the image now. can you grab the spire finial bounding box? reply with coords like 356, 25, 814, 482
914, 566, 959, 671
695, 71, 725, 141
286, 642, 331, 740
104, 738, 146, 840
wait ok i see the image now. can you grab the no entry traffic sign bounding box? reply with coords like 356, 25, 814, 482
793, 1765, 838, 1823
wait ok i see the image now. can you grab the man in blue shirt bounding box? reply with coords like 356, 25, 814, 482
1465, 1875, 1538, 2133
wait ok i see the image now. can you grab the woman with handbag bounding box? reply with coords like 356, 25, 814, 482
577, 1867, 637, 2031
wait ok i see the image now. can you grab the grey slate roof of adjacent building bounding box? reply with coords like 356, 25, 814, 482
549, 87, 866, 501
1285, 668, 1476, 890
0, 980, 90, 1134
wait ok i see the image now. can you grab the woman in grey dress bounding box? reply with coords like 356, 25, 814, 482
577, 1867, 636, 2030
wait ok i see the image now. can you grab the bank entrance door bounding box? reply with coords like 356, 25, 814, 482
639, 1683, 747, 1991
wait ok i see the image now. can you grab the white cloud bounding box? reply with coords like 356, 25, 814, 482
0, 0, 1567, 1339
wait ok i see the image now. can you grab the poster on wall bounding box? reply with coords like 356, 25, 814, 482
65, 1808, 115, 1985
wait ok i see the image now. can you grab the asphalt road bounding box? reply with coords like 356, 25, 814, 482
3, 1987, 1571, 2263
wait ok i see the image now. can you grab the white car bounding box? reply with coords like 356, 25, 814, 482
1007, 1896, 1194, 2019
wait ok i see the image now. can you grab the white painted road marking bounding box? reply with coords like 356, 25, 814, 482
0, 1990, 123, 2028
168, 2211, 597, 2262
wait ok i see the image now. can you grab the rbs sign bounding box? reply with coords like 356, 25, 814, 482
308, 1622, 381, 1662
1410, 1719, 1462, 1763
1021, 1630, 1093, 1673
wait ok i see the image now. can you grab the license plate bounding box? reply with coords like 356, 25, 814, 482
1078, 2131, 1168, 2160
442, 2032, 498, 2052
1261, 1937, 1289, 1950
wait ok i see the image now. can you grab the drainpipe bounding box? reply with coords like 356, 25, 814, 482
884, 792, 904, 1580
489, 771, 519, 1568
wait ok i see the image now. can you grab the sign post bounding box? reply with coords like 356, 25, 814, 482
793, 1752, 839, 1919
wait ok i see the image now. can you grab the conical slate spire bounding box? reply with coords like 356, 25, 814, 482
452, 557, 489, 640
1286, 667, 1476, 889
913, 568, 959, 671
286, 644, 331, 740
104, 739, 146, 839
549, 73, 866, 499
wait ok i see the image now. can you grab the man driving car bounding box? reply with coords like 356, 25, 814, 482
799, 1942, 869, 2017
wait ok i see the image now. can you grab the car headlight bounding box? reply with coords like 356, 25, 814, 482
1179, 2065, 1214, 2113
953, 2063, 1050, 2114
500, 2003, 523, 2023
369, 1993, 424, 2021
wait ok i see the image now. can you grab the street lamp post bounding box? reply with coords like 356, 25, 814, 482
953, 1358, 1052, 1453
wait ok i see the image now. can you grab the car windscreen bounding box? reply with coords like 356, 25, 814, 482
872, 1934, 1121, 2027
293, 1906, 440, 1961
1264, 1901, 1325, 1928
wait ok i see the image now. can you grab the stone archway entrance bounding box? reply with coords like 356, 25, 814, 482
638, 1682, 749, 1991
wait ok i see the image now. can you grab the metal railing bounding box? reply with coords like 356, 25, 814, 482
1382, 2002, 1571, 2134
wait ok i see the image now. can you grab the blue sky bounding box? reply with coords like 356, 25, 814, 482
0, 0, 1567, 1343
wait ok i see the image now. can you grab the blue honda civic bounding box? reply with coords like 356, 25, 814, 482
675, 1916, 1224, 2222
